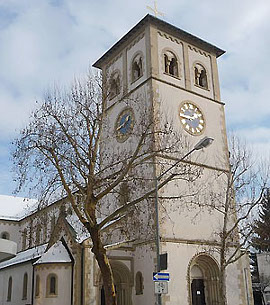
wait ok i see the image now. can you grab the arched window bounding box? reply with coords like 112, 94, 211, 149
132, 54, 143, 82
22, 273, 28, 300
109, 72, 120, 99
47, 274, 57, 296
28, 221, 33, 248
119, 182, 129, 206
7, 276, 12, 302
135, 271, 144, 295
194, 63, 208, 89
36, 224, 41, 245
1, 232, 9, 240
35, 275, 40, 298
164, 51, 179, 77
51, 215, 56, 232
22, 229, 27, 250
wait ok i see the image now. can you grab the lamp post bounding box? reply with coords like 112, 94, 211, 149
155, 136, 214, 305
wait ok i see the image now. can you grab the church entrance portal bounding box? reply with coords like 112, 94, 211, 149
99, 261, 132, 305
189, 254, 220, 305
191, 279, 206, 305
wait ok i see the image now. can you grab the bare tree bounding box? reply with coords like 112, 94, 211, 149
12, 73, 200, 305
204, 135, 270, 305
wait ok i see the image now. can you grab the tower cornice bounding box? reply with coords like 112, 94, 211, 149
93, 14, 225, 69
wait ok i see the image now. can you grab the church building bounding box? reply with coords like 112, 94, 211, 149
0, 15, 253, 305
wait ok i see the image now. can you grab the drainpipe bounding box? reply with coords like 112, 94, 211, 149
71, 260, 74, 305
81, 246, 85, 305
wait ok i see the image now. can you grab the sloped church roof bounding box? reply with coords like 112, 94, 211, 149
93, 14, 225, 69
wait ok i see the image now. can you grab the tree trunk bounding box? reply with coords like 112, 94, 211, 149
90, 227, 117, 305
219, 233, 227, 305
219, 265, 227, 305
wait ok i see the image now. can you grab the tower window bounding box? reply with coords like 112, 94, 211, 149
22, 273, 28, 300
7, 276, 12, 302
135, 271, 144, 295
51, 215, 56, 232
164, 51, 179, 77
47, 274, 58, 297
1, 232, 9, 240
194, 63, 208, 89
109, 72, 120, 99
132, 55, 143, 82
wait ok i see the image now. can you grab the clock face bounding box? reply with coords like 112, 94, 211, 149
179, 102, 205, 135
115, 108, 135, 142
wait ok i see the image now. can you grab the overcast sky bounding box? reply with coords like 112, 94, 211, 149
0, 0, 269, 196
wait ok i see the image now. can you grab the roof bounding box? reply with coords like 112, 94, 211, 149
93, 14, 225, 69
66, 214, 90, 243
0, 195, 37, 221
34, 241, 72, 265
0, 244, 47, 270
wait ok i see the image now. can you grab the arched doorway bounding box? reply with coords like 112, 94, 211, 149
100, 261, 132, 305
189, 254, 220, 305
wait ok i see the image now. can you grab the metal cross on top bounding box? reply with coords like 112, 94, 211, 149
147, 1, 164, 18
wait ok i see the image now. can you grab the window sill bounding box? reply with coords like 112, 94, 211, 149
131, 74, 143, 85
194, 84, 210, 91
163, 72, 181, 80
108, 93, 120, 101
46, 294, 58, 298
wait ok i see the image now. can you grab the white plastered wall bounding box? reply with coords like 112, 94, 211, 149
160, 242, 245, 305
132, 244, 156, 305
0, 262, 33, 305
0, 220, 21, 246
34, 263, 72, 305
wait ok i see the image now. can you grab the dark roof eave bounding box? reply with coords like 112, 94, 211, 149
93, 14, 225, 69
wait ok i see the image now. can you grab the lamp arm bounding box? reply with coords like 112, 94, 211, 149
157, 148, 196, 181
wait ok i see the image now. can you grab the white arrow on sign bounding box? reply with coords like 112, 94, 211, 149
153, 272, 170, 281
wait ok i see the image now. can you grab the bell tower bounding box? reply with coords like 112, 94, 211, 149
93, 15, 252, 305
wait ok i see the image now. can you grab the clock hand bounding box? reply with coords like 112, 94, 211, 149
116, 115, 131, 131
180, 113, 194, 120
191, 113, 202, 120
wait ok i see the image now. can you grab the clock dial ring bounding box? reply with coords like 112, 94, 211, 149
115, 107, 135, 142
179, 101, 205, 136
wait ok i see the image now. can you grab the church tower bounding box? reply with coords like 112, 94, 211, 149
93, 15, 253, 305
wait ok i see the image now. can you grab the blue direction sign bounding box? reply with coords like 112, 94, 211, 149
153, 272, 170, 281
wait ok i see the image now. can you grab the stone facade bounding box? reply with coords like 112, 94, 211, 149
0, 15, 253, 305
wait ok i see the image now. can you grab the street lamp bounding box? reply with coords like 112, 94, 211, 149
155, 136, 214, 305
